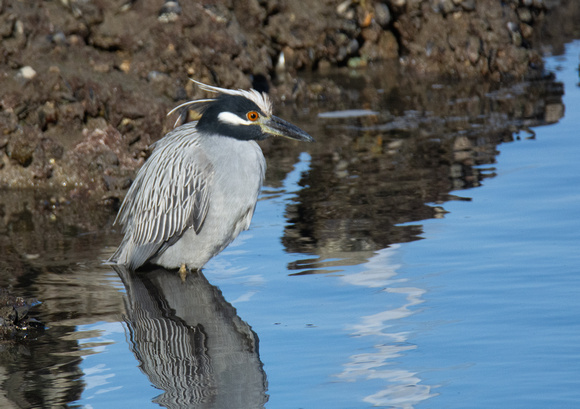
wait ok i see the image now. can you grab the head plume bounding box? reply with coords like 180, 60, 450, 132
167, 79, 273, 127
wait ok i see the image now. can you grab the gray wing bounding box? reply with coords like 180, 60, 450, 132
111, 129, 213, 270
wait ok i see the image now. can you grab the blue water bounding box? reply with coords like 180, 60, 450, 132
70, 41, 580, 408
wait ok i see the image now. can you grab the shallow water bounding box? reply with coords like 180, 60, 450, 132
1, 41, 580, 408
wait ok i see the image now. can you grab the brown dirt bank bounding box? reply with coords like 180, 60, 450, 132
0, 0, 578, 199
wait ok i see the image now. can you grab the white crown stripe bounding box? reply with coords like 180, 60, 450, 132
190, 79, 273, 116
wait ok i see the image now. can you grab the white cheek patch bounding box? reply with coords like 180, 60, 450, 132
218, 111, 253, 126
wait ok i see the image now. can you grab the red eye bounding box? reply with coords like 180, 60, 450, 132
247, 111, 259, 121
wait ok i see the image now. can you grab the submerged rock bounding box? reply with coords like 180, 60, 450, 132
0, 289, 43, 341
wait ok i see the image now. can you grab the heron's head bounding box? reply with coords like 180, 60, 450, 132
168, 80, 314, 143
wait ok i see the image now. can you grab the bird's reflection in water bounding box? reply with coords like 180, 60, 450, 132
113, 266, 268, 409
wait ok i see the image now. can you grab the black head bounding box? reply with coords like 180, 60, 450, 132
196, 94, 269, 141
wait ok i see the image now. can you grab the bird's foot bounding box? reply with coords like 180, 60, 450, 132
178, 264, 188, 282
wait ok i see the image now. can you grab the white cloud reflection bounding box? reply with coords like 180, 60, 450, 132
336, 245, 438, 408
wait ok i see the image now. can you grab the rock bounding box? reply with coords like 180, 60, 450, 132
0, 112, 18, 138
119, 60, 131, 73
58, 102, 86, 124
317, 59, 332, 72
375, 3, 392, 28
362, 24, 381, 43
0, 13, 15, 37
520, 23, 534, 39
91, 150, 119, 170
360, 30, 399, 61
17, 66, 36, 80
380, 30, 400, 56
158, 0, 181, 23
336, 0, 353, 16
66, 0, 104, 25
517, 7, 533, 23
347, 38, 360, 56
466, 36, 481, 64
37, 102, 59, 131
532, 0, 545, 9
147, 71, 170, 82
389, 0, 406, 7
7, 128, 39, 167
347, 57, 368, 68
511, 31, 523, 47
439, 0, 455, 14
460, 0, 476, 11
40, 137, 64, 162
51, 31, 67, 45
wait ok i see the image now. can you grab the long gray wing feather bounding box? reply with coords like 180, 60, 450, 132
111, 124, 213, 269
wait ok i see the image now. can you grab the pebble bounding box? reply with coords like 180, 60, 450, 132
346, 39, 359, 55
466, 36, 481, 64
439, 0, 455, 14
347, 57, 367, 68
276, 51, 286, 73
517, 7, 533, 23
507, 21, 519, 33
461, 0, 476, 11
389, 0, 406, 7
520, 23, 534, 39
511, 31, 522, 47
375, 3, 391, 28
38, 101, 58, 130
51, 31, 67, 45
158, 0, 181, 23
532, 0, 544, 8
119, 60, 131, 73
336, 0, 353, 16
147, 71, 169, 82
17, 66, 36, 80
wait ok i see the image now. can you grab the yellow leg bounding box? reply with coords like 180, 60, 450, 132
179, 263, 188, 282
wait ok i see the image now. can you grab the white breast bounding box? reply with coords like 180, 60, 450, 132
152, 134, 266, 269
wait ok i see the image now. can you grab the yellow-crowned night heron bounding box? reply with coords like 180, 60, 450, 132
110, 80, 313, 275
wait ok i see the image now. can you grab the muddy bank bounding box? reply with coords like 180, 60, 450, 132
0, 0, 578, 198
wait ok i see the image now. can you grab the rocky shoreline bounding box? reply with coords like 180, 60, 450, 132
0, 0, 578, 198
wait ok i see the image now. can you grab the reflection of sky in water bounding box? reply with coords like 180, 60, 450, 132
75, 321, 158, 407
337, 246, 437, 408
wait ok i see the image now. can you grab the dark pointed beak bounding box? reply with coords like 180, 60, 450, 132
261, 115, 315, 142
